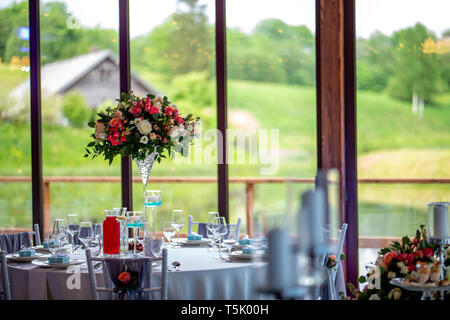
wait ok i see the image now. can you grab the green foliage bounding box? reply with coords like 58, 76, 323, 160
62, 91, 90, 127
387, 23, 442, 102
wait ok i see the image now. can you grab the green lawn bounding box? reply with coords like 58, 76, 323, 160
0, 68, 449, 237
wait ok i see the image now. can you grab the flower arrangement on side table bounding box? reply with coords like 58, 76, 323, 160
347, 225, 450, 300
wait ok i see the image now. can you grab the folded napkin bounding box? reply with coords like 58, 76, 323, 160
19, 248, 36, 257
48, 254, 69, 264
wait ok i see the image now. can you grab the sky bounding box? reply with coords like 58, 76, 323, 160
1, 0, 449, 39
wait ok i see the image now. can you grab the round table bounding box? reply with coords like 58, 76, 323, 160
7, 246, 267, 300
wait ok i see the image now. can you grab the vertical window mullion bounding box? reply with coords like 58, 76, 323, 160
215, 0, 229, 221
119, 0, 132, 210
29, 0, 43, 240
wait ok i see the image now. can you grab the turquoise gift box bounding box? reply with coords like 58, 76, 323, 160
43, 240, 59, 248
48, 254, 69, 264
242, 246, 255, 254
238, 239, 254, 245
187, 234, 202, 240
19, 248, 36, 257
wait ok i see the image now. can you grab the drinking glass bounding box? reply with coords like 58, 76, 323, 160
213, 217, 228, 259
137, 221, 151, 256
163, 221, 176, 247
126, 211, 144, 256
66, 214, 80, 253
171, 210, 184, 249
79, 222, 94, 249
145, 190, 162, 239
206, 217, 220, 252
52, 218, 67, 251
46, 234, 60, 256
93, 223, 103, 256
150, 235, 164, 258
223, 225, 238, 257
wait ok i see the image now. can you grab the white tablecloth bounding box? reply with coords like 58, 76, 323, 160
8, 247, 267, 300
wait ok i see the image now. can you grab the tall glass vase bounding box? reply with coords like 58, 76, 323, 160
133, 149, 158, 192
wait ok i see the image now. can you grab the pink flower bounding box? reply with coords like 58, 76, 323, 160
129, 105, 142, 116
148, 106, 159, 115
175, 116, 184, 124
109, 118, 123, 129
149, 133, 156, 140
423, 247, 433, 258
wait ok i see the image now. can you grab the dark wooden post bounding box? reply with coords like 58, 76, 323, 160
119, 0, 132, 211
316, 0, 358, 287
29, 0, 44, 241
216, 0, 229, 222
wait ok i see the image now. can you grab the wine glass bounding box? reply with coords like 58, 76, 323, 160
223, 225, 238, 257
52, 218, 67, 251
213, 217, 228, 259
46, 234, 60, 256
79, 222, 94, 249
93, 223, 103, 256
66, 214, 80, 253
171, 210, 184, 249
163, 221, 176, 247
206, 216, 220, 251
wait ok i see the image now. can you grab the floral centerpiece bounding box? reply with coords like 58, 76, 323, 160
347, 225, 450, 300
85, 91, 199, 190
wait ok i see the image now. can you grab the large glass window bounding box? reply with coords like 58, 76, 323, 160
40, 0, 120, 236
356, 0, 450, 274
130, 0, 217, 230
0, 1, 32, 232
226, 0, 317, 234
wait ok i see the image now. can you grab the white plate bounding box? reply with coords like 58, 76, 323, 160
6, 252, 51, 262
228, 251, 266, 260
31, 258, 84, 268
179, 239, 210, 246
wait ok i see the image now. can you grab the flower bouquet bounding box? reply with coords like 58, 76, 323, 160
347, 225, 449, 300
85, 91, 199, 190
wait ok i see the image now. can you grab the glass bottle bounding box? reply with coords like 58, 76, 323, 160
103, 209, 120, 255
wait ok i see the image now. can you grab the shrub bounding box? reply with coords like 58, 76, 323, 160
62, 91, 90, 127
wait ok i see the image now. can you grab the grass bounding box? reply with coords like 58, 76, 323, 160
0, 67, 449, 237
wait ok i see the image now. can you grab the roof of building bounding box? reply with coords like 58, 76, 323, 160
10, 49, 160, 99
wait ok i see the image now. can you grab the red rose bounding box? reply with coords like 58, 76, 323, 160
117, 271, 131, 284
109, 117, 123, 129
175, 116, 184, 124
383, 251, 396, 267
165, 107, 174, 116
406, 253, 415, 265
423, 247, 433, 258
415, 250, 424, 259
148, 106, 159, 115
409, 264, 416, 272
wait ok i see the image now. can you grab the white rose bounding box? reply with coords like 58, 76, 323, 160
368, 294, 381, 300
135, 119, 152, 135
170, 127, 179, 138
388, 271, 396, 279
140, 136, 149, 144
397, 262, 404, 269
157, 96, 164, 103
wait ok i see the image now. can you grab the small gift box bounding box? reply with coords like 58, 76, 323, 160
238, 239, 254, 245
43, 240, 59, 248
48, 254, 69, 264
187, 233, 202, 241
242, 246, 255, 254
19, 248, 35, 257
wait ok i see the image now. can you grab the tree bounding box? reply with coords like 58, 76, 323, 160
387, 23, 441, 103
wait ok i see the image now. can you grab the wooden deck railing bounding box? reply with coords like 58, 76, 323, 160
0, 176, 449, 248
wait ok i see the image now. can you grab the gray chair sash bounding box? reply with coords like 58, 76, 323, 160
0, 232, 32, 254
